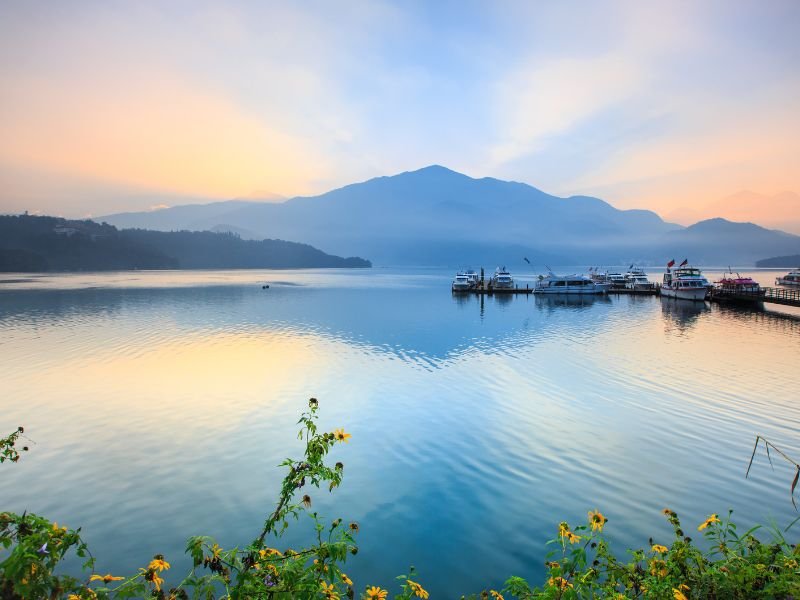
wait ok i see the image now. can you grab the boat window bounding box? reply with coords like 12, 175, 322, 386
554, 280, 566, 286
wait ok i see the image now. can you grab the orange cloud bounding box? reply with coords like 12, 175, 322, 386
0, 68, 331, 199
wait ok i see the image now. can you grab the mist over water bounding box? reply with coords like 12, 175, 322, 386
1, 268, 799, 596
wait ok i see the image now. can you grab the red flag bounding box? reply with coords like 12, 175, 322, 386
680, 258, 688, 266
667, 259, 675, 268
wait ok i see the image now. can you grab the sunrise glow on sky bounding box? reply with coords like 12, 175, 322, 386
1, 1, 798, 230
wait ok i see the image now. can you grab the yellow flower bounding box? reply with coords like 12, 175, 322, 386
649, 559, 668, 578
148, 557, 171, 572
408, 580, 429, 599
588, 510, 607, 531
341, 572, 353, 586
565, 531, 581, 544
320, 582, 339, 599
697, 514, 720, 531
673, 589, 688, 600
90, 573, 125, 583
548, 576, 572, 590
558, 521, 570, 537
490, 591, 505, 600
651, 544, 669, 554
334, 428, 352, 443
68, 596, 81, 600
143, 569, 164, 591
365, 586, 388, 600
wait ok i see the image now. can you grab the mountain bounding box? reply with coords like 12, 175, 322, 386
756, 254, 800, 268
99, 166, 800, 266
0, 215, 370, 271
658, 218, 800, 265
665, 190, 800, 235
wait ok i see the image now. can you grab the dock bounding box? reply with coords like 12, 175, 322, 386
453, 283, 659, 296
710, 286, 800, 308
454, 282, 533, 295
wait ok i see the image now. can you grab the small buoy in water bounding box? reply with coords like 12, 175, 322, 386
262, 284, 270, 289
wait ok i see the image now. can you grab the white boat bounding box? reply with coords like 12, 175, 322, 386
534, 271, 611, 294
490, 267, 514, 289
606, 272, 627, 289
661, 262, 710, 301
625, 267, 655, 291
464, 269, 479, 286
451, 272, 474, 292
776, 268, 800, 287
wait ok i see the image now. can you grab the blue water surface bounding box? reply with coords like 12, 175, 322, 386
1, 267, 799, 597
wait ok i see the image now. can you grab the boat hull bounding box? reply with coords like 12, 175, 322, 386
534, 284, 608, 295
776, 278, 800, 286
661, 286, 707, 301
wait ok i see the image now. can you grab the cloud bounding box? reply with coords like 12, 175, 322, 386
488, 54, 644, 167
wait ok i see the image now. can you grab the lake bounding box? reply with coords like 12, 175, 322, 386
2, 267, 799, 596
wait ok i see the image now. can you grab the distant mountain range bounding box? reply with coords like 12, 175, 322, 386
99, 166, 800, 266
0, 215, 371, 271
755, 254, 800, 268
665, 190, 800, 235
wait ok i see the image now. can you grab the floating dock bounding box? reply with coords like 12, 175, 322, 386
453, 283, 659, 296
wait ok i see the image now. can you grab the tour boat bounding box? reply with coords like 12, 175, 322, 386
451, 272, 474, 292
624, 267, 655, 291
606, 272, 627, 289
490, 267, 514, 289
712, 273, 765, 302
534, 271, 611, 295
776, 269, 800, 287
661, 261, 710, 301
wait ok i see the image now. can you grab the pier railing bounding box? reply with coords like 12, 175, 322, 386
711, 286, 800, 307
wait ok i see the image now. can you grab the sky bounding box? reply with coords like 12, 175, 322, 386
1, 0, 799, 230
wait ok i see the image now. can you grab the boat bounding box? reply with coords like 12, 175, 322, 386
660, 260, 710, 301
624, 267, 655, 291
776, 268, 800, 287
712, 272, 765, 303
534, 271, 611, 294
606, 271, 627, 289
451, 271, 475, 292
490, 267, 514, 289
464, 269, 479, 287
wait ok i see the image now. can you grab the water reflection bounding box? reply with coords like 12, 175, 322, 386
534, 294, 611, 311
1, 270, 799, 597
660, 297, 710, 330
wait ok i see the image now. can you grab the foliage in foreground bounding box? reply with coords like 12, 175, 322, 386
2, 402, 800, 599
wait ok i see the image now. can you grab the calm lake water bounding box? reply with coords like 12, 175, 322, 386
2, 268, 799, 596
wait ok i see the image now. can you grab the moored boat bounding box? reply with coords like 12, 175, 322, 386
661, 260, 709, 301
712, 272, 765, 303
624, 267, 655, 291
534, 271, 611, 295
491, 267, 514, 289
776, 268, 800, 287
451, 271, 475, 292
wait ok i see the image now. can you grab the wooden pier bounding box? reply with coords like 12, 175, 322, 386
710, 286, 800, 308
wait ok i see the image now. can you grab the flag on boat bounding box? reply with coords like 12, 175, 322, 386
667, 259, 675, 268
524, 257, 530, 264
629, 264, 634, 270
680, 258, 688, 266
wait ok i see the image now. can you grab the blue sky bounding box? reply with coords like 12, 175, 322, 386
1, 0, 798, 228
